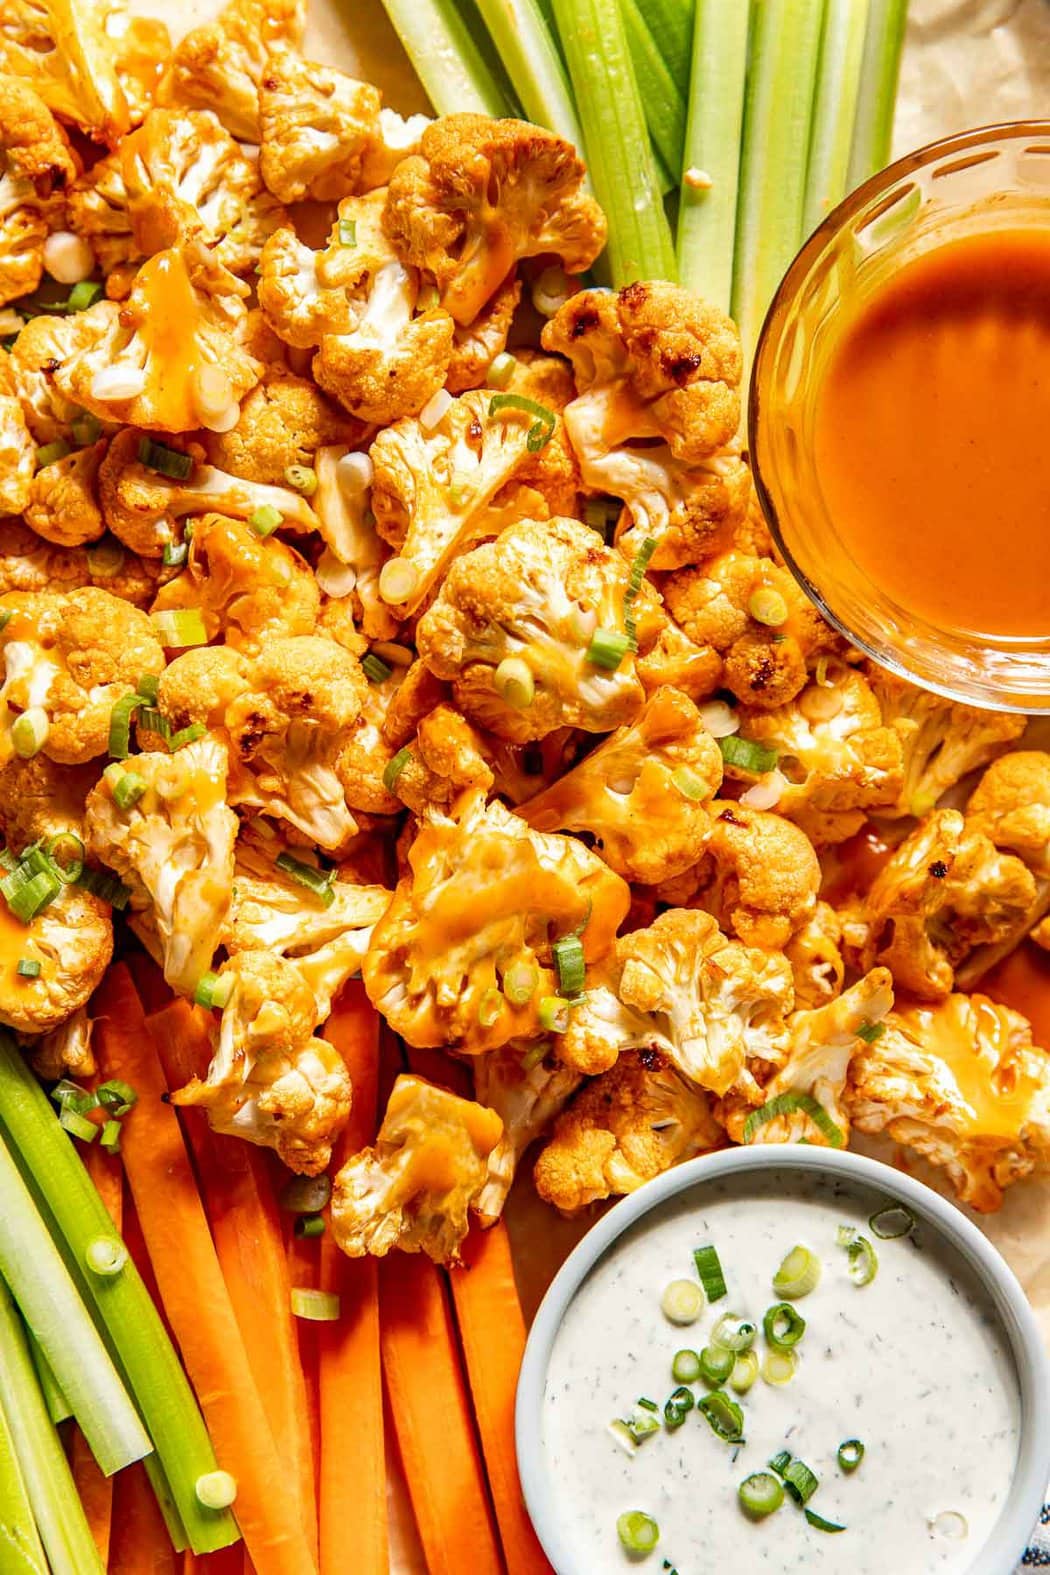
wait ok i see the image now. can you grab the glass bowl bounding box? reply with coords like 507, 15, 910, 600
749, 121, 1050, 714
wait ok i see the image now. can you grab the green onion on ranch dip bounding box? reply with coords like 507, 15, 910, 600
541, 1171, 1019, 1572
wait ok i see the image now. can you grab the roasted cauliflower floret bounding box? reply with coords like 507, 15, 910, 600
0, 355, 34, 515
53, 245, 262, 434
171, 949, 351, 1175
382, 701, 494, 818
383, 114, 605, 325
784, 901, 845, 1009
225, 636, 366, 851
0, 753, 95, 850
0, 520, 167, 607
416, 516, 661, 741
865, 664, 1026, 818
84, 734, 237, 993
533, 1049, 723, 1213
154, 645, 248, 732
0, 588, 164, 766
0, 884, 112, 1034
331, 1074, 502, 1264
472, 1044, 583, 1224
846, 993, 1050, 1212
205, 372, 356, 485
0, 0, 130, 146
25, 1003, 94, 1080
7, 314, 83, 443
841, 809, 1038, 1000
156, 0, 305, 143
362, 791, 629, 1053
24, 440, 106, 548
520, 687, 722, 884
312, 444, 395, 641
150, 513, 319, 653
0, 77, 73, 307
446, 274, 522, 395
965, 752, 1050, 880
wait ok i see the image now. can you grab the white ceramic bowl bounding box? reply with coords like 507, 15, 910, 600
516, 1146, 1050, 1575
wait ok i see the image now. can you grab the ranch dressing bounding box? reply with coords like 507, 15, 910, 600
542, 1172, 1019, 1573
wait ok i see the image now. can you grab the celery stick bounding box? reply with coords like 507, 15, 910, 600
552, 0, 677, 285
0, 1367, 47, 1575
472, 0, 584, 147
637, 0, 693, 86
0, 1131, 148, 1477
847, 0, 909, 185
731, 0, 826, 363
377, 0, 516, 116
0, 1039, 238, 1555
0, 1278, 103, 1575
621, 0, 687, 179
676, 0, 749, 309
803, 0, 871, 234
28, 1333, 71, 1427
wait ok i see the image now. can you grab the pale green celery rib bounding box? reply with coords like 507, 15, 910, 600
0, 1362, 47, 1575
0, 1129, 149, 1478
621, 0, 688, 180
552, 0, 677, 285
473, 0, 585, 147
847, 0, 909, 186
0, 1038, 238, 1556
377, 0, 516, 116
636, 0, 693, 87
676, 0, 749, 309
28, 1333, 71, 1427
731, 0, 826, 364
803, 0, 871, 235
0, 1278, 103, 1575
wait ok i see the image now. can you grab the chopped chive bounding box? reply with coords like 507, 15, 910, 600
586, 627, 630, 671
275, 852, 336, 907
718, 734, 779, 774
805, 1508, 846, 1533
487, 393, 556, 452
693, 1243, 727, 1302
16, 958, 40, 978
137, 438, 193, 480
869, 1204, 915, 1240
552, 934, 585, 997
743, 1090, 845, 1147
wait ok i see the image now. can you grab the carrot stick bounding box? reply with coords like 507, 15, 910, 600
315, 985, 388, 1575
183, 1548, 249, 1574
93, 966, 319, 1575
110, 1463, 179, 1575
145, 1000, 318, 1562
451, 1225, 551, 1574
380, 1250, 503, 1575
70, 1142, 124, 1564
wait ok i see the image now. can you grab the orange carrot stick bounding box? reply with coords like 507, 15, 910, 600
70, 1143, 123, 1564
145, 999, 317, 1562
110, 1462, 179, 1575
93, 966, 319, 1575
380, 1250, 503, 1575
315, 985, 388, 1575
450, 1225, 551, 1574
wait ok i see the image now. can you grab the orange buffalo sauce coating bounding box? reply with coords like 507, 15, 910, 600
813, 227, 1050, 641
134, 250, 204, 432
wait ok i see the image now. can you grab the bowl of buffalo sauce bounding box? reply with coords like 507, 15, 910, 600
750, 122, 1050, 713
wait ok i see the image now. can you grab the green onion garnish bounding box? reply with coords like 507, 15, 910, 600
67, 280, 102, 312
805, 1509, 846, 1533
552, 934, 585, 997
837, 1439, 864, 1473
100, 1119, 122, 1153
75, 867, 131, 909
622, 1398, 661, 1443
248, 504, 283, 537
503, 960, 539, 1007
170, 723, 206, 751
763, 1302, 806, 1349
96, 1080, 137, 1118
361, 654, 392, 685
519, 1040, 549, 1072
280, 1175, 332, 1215
661, 1280, 703, 1326
112, 772, 146, 811
487, 392, 556, 452
274, 852, 336, 907
284, 464, 317, 496
193, 972, 234, 1011
46, 833, 84, 885
162, 540, 188, 568
698, 1344, 734, 1387
477, 987, 503, 1028
136, 673, 160, 702
35, 441, 70, 468
693, 1244, 727, 1302
671, 766, 706, 801
670, 1348, 702, 1384
623, 536, 657, 649
290, 1288, 340, 1322
771, 1455, 819, 1506
718, 734, 779, 773
738, 1472, 784, 1521
538, 996, 570, 1033
58, 1107, 97, 1143
743, 1091, 845, 1147
294, 1215, 325, 1239
108, 693, 142, 759
663, 1385, 693, 1430
484, 351, 516, 389
585, 627, 630, 671
711, 1313, 757, 1352
2, 866, 61, 924
616, 1511, 659, 1555
11, 709, 48, 759
85, 1237, 128, 1278
837, 1226, 878, 1287
772, 1244, 822, 1300
51, 1081, 96, 1116
16, 958, 40, 978
382, 746, 412, 792
151, 609, 208, 648
71, 411, 102, 446
729, 1351, 759, 1394
338, 217, 357, 246
493, 656, 535, 709
869, 1204, 915, 1240
195, 1470, 238, 1510
137, 708, 172, 744
855, 1020, 885, 1044
137, 438, 193, 481
696, 1391, 744, 1443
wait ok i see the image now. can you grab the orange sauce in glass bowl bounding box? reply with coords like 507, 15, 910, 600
811, 226, 1050, 643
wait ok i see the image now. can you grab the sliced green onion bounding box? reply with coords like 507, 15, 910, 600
290, 1288, 340, 1322
608, 1418, 639, 1455
619, 1398, 661, 1444
763, 1302, 806, 1349
100, 1119, 122, 1153
729, 1351, 759, 1395
58, 1108, 97, 1142
195, 1471, 238, 1510
67, 279, 103, 311
151, 609, 208, 648
494, 656, 535, 709
837, 1227, 879, 1287
519, 1039, 550, 1072
738, 1471, 785, 1521
781, 1459, 819, 1506
294, 1214, 326, 1239
113, 771, 147, 811
693, 1244, 727, 1303
35, 440, 71, 469
16, 957, 41, 978
711, 1313, 757, 1353
170, 723, 206, 750
671, 766, 706, 801
616, 1510, 660, 1555
137, 437, 193, 480
552, 934, 585, 998
856, 1020, 885, 1044
362, 654, 392, 685
136, 672, 160, 703
869, 1204, 915, 1240
71, 411, 102, 446
772, 1244, 822, 1300
485, 352, 517, 390
3, 866, 61, 923
699, 1344, 734, 1387
503, 960, 539, 1007
11, 708, 49, 760
337, 217, 357, 246
280, 1174, 332, 1215
275, 852, 335, 907
663, 1385, 694, 1430
806, 1508, 846, 1533
748, 587, 789, 627
75, 867, 131, 909
677, 0, 750, 308
137, 707, 172, 743
85, 1236, 128, 1277
50, 1080, 95, 1115
96, 1079, 136, 1116
487, 393, 556, 452
85, 537, 125, 578
538, 996, 570, 1033
661, 1280, 703, 1327
837, 1438, 864, 1473
624, 536, 657, 650
248, 504, 282, 537
696, 1391, 744, 1443
378, 556, 420, 605
43, 833, 82, 885
586, 627, 630, 671
163, 540, 189, 568
284, 464, 317, 496
108, 692, 142, 759
743, 1090, 845, 1147
718, 734, 779, 774
193, 971, 234, 1010
670, 1348, 702, 1384
382, 746, 412, 793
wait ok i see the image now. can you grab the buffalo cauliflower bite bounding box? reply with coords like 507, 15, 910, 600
0, 77, 73, 307
542, 283, 749, 568
24, 439, 106, 547
7, 315, 84, 444
150, 513, 320, 653
224, 635, 366, 851
313, 444, 396, 641
85, 734, 237, 993
845, 993, 1050, 1212
172, 950, 351, 1174
0, 355, 34, 515
472, 1044, 583, 1223
415, 516, 659, 742
966, 752, 1050, 879
26, 1003, 94, 1079
205, 373, 356, 486
157, 0, 305, 143
53, 244, 262, 434
0, 0, 129, 146
378, 701, 494, 818
0, 753, 96, 850
446, 274, 522, 394
331, 1073, 502, 1264
0, 521, 167, 606
0, 884, 112, 1034
784, 901, 845, 1009
733, 670, 903, 843
865, 664, 1025, 817
720, 970, 894, 1148
383, 114, 605, 326
533, 1049, 723, 1213
0, 588, 164, 765
519, 687, 722, 884
841, 809, 1038, 1000
154, 645, 248, 731
362, 791, 630, 1053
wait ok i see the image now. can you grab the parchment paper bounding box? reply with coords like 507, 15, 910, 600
125, 2, 1050, 1561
